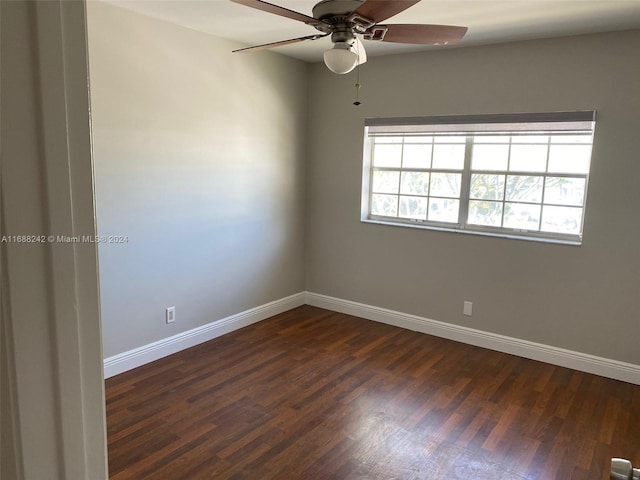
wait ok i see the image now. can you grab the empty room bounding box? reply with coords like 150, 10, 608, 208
2, 0, 640, 479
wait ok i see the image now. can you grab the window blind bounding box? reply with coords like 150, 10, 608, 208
365, 111, 596, 134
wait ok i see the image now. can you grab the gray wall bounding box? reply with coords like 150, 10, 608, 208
2, 1, 107, 477
88, 0, 640, 369
87, 2, 308, 357
306, 30, 640, 365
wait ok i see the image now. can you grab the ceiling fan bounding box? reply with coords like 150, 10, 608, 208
231, 0, 468, 74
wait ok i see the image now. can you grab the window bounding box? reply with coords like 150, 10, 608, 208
361, 112, 596, 244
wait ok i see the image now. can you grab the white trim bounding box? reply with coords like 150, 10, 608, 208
3, 2, 108, 477
105, 290, 640, 385
305, 292, 640, 385
103, 292, 306, 378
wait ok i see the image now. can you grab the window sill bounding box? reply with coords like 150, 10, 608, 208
361, 217, 582, 246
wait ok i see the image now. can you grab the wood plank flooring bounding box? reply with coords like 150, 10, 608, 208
106, 305, 640, 479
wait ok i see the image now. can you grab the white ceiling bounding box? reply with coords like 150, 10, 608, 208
104, 0, 640, 62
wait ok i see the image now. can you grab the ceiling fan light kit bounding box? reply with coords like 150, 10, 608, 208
231, 0, 467, 74
324, 42, 358, 74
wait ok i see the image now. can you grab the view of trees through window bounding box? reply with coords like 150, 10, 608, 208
365, 122, 594, 243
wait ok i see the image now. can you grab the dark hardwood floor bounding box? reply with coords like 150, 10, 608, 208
106, 305, 640, 479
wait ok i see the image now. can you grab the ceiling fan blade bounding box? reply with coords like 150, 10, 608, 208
230, 0, 324, 26
232, 34, 328, 53
352, 37, 367, 65
367, 24, 468, 45
352, 0, 421, 24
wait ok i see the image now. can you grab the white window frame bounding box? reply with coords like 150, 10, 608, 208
361, 112, 596, 245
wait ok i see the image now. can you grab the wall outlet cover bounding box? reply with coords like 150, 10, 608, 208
166, 306, 176, 324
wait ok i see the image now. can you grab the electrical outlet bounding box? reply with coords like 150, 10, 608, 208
463, 301, 473, 316
166, 306, 176, 324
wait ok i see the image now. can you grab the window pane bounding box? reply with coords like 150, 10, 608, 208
512, 135, 549, 144
400, 171, 429, 195
432, 144, 465, 169
468, 200, 503, 227
503, 203, 541, 230
402, 144, 432, 169
430, 172, 461, 197
544, 177, 586, 206
371, 194, 398, 217
399, 196, 428, 220
474, 135, 509, 144
551, 134, 591, 144
509, 145, 548, 172
404, 136, 432, 144
470, 174, 505, 200
541, 205, 582, 234
372, 170, 400, 194
505, 175, 543, 203
428, 198, 459, 223
374, 136, 403, 144
434, 136, 466, 143
548, 145, 591, 174
472, 144, 509, 171
373, 144, 402, 167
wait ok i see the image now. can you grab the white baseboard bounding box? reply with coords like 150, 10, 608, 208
103, 292, 306, 378
104, 290, 640, 385
305, 292, 640, 385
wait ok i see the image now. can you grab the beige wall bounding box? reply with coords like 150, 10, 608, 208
87, 2, 308, 357
306, 30, 640, 365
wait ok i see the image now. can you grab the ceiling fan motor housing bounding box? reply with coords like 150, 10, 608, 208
312, 0, 374, 45
312, 0, 365, 21
331, 27, 355, 45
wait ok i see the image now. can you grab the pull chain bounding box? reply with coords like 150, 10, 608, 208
353, 47, 362, 106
